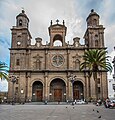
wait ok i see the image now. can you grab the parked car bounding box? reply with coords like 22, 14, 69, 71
109, 98, 115, 108
75, 100, 86, 105
110, 98, 115, 103
109, 101, 115, 108
104, 98, 115, 108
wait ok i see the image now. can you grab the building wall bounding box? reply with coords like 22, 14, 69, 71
108, 79, 115, 98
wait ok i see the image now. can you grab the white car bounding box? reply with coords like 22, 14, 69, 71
110, 98, 115, 103
75, 100, 86, 104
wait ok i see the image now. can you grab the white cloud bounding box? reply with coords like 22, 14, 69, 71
24, 0, 78, 44
0, 79, 8, 92
0, 42, 10, 62
105, 25, 115, 53
100, 0, 115, 53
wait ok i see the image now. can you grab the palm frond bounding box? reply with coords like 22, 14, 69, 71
0, 61, 9, 81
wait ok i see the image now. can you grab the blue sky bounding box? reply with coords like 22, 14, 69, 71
0, 0, 115, 91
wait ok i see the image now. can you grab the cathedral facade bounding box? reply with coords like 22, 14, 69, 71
8, 9, 108, 102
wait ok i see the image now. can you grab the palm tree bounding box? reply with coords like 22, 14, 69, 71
0, 61, 9, 80
80, 49, 112, 100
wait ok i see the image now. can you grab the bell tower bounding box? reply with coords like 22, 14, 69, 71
16, 9, 29, 28
48, 20, 67, 47
11, 10, 32, 48
84, 9, 105, 48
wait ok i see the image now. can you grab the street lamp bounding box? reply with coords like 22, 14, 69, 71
68, 73, 77, 105
20, 89, 24, 104
9, 75, 18, 105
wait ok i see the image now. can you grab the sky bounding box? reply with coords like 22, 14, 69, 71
0, 0, 115, 91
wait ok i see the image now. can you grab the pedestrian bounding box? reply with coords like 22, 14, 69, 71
58, 100, 60, 104
66, 99, 69, 104
105, 97, 110, 108
74, 99, 77, 104
97, 98, 102, 106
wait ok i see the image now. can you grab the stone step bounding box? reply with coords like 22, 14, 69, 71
25, 102, 67, 105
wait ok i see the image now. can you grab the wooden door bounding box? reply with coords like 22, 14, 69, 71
36, 90, 42, 101
54, 89, 62, 101
73, 90, 79, 100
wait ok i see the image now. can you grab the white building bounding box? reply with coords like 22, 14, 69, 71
108, 79, 115, 98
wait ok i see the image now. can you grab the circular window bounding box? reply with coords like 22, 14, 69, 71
52, 54, 64, 67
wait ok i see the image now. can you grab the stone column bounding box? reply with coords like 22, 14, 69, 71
44, 72, 48, 101
25, 74, 28, 102
25, 72, 31, 102
99, 32, 101, 47
45, 49, 48, 69
101, 32, 104, 47
67, 50, 70, 69
66, 74, 69, 101
84, 72, 87, 100
27, 76, 31, 101
100, 72, 103, 99
89, 32, 93, 47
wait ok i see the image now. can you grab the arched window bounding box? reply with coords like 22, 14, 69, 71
33, 54, 42, 70
36, 59, 41, 69
16, 59, 20, 66
93, 19, 97, 26
19, 19, 22, 26
75, 59, 80, 70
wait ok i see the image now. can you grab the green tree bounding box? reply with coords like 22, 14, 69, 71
80, 49, 112, 100
0, 61, 9, 80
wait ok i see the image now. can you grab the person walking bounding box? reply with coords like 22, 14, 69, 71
105, 97, 110, 108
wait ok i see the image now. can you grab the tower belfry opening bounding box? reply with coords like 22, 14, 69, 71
48, 20, 67, 47
53, 34, 63, 46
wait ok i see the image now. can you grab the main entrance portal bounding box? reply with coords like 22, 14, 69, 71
73, 81, 84, 100
50, 78, 66, 102
32, 81, 43, 102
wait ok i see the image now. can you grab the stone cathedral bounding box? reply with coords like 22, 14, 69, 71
8, 9, 108, 102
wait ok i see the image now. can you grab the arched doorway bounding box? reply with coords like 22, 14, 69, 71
73, 81, 84, 100
32, 81, 43, 102
50, 78, 66, 102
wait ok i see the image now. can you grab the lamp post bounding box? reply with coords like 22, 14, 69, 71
9, 75, 18, 105
20, 89, 24, 104
68, 73, 76, 105
49, 93, 52, 102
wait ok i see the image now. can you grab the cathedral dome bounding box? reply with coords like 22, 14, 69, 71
86, 9, 99, 21
16, 10, 29, 21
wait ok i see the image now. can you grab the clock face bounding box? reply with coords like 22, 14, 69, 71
52, 54, 64, 67
17, 41, 21, 45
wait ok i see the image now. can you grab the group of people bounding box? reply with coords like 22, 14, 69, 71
96, 98, 102, 106
96, 97, 111, 108
104, 97, 111, 108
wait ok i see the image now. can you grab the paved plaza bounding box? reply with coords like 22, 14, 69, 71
0, 103, 115, 120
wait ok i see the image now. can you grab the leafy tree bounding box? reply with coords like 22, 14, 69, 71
80, 49, 112, 100
0, 61, 9, 81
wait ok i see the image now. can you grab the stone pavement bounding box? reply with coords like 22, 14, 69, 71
0, 104, 115, 120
